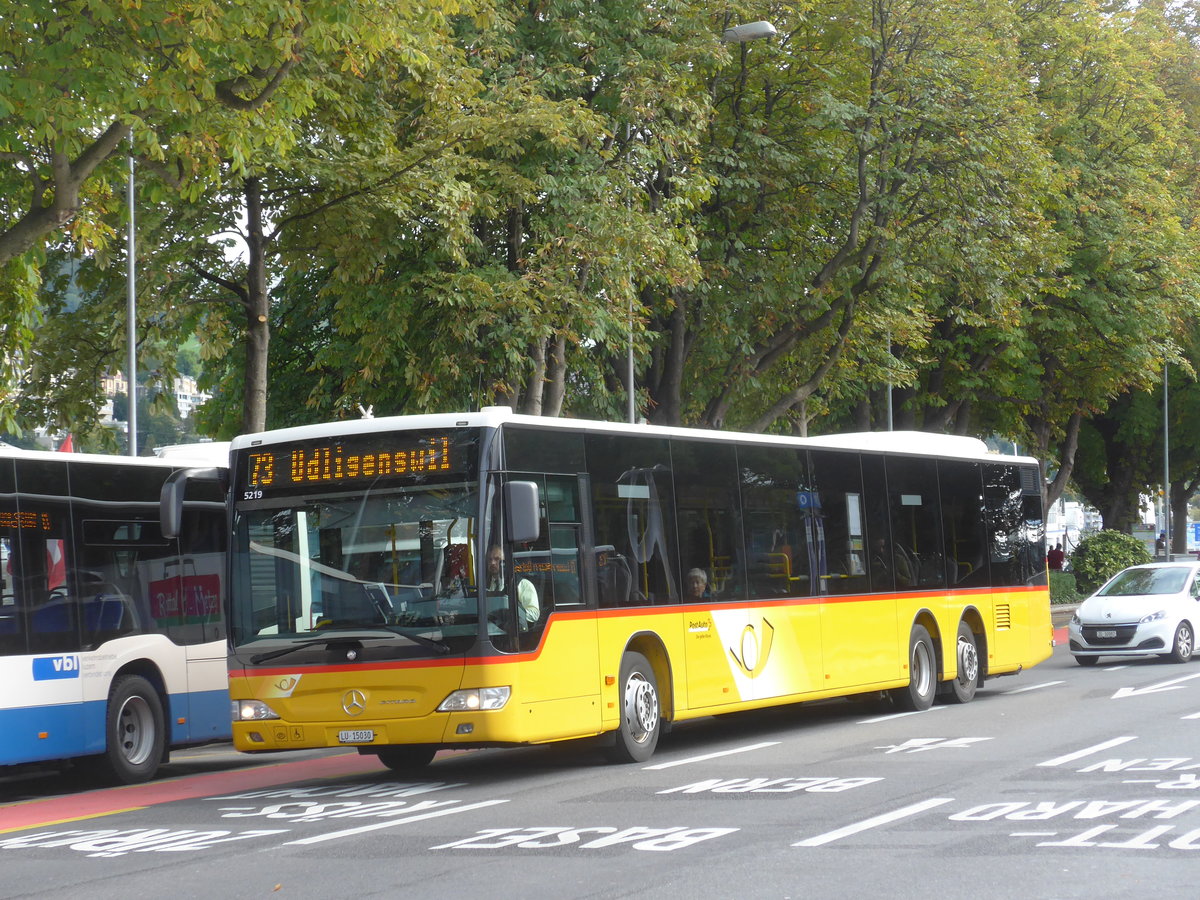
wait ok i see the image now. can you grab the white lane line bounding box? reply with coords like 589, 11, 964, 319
1003, 680, 1064, 695
792, 798, 954, 847
642, 741, 780, 770
857, 706, 947, 725
281, 799, 509, 845
1037, 736, 1137, 768
1183, 712, 1200, 720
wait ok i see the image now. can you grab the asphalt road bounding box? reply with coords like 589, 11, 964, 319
5, 626, 1199, 900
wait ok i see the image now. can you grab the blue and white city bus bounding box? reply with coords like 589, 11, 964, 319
0, 443, 228, 784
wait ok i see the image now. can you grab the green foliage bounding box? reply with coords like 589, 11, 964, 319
1048, 570, 1083, 606
12, 0, 1200, 543
1069, 530, 1153, 595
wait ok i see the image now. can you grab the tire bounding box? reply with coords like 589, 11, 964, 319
608, 651, 661, 763
372, 746, 437, 772
889, 624, 936, 712
946, 621, 979, 704
1075, 654, 1099, 667
1165, 622, 1194, 664
97, 674, 165, 785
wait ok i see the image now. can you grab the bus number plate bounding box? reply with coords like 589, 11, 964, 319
338, 729, 375, 744
1096, 630, 1117, 638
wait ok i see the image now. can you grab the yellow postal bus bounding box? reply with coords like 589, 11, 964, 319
183, 408, 1051, 768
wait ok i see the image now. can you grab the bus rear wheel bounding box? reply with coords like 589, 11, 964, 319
946, 621, 980, 704
98, 674, 165, 785
372, 746, 437, 772
890, 624, 936, 712
609, 651, 660, 763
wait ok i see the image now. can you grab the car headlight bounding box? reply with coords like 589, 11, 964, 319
1139, 610, 1167, 624
1070, 613, 1080, 626
233, 699, 281, 721
437, 686, 511, 711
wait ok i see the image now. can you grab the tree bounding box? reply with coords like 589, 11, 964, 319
1, 0, 441, 432
634, 0, 1051, 434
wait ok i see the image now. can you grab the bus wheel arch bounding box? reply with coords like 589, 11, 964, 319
623, 633, 674, 723
96, 670, 167, 784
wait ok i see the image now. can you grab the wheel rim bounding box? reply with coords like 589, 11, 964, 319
1179, 625, 1193, 659
622, 671, 659, 745
912, 639, 934, 697
115, 695, 155, 766
957, 635, 979, 686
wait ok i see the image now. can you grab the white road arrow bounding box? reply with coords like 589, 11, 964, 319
1112, 671, 1200, 699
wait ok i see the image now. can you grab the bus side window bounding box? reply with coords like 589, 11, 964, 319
671, 439, 745, 602
585, 434, 678, 607
739, 444, 814, 600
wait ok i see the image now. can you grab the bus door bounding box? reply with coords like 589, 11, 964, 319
174, 491, 228, 742
496, 474, 600, 738
813, 451, 899, 692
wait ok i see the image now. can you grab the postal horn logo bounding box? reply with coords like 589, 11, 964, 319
729, 618, 775, 677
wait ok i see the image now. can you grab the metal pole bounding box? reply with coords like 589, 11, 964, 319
627, 294, 635, 424
126, 141, 138, 457
1165, 363, 1171, 561
626, 122, 636, 425
886, 333, 893, 431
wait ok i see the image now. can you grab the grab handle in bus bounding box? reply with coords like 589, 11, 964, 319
160, 467, 223, 539
505, 481, 540, 544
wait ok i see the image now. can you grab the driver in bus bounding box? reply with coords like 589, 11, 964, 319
486, 544, 540, 630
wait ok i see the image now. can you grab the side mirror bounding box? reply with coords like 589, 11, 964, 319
160, 467, 223, 538
504, 481, 540, 544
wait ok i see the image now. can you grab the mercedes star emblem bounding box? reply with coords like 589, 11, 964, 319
342, 689, 367, 716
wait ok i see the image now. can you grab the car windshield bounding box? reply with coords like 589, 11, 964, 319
1098, 566, 1191, 597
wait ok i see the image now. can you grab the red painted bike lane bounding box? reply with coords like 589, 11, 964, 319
0, 751, 386, 834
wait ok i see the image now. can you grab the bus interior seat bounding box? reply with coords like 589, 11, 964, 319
31, 599, 74, 633
84, 589, 129, 633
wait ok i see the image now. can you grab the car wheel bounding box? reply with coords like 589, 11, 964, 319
1074, 654, 1099, 667
1166, 621, 1194, 664
889, 624, 936, 711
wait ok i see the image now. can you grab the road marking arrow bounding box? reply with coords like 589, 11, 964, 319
1112, 671, 1200, 699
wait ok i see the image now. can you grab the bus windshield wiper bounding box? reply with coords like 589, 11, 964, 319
249, 629, 448, 664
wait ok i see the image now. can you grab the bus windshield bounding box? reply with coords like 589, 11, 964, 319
231, 481, 480, 654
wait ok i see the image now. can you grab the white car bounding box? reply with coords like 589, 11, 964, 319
1068, 562, 1200, 666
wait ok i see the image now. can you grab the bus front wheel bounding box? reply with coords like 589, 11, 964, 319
98, 674, 165, 784
372, 746, 437, 772
609, 651, 661, 763
890, 624, 936, 712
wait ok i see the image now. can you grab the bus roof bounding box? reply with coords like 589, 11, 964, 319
231, 408, 1038, 466
0, 442, 229, 468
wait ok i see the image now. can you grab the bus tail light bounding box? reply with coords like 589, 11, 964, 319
437, 687, 511, 711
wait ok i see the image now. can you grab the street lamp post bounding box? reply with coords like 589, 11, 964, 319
126, 138, 138, 457
1164, 362, 1171, 560
624, 20, 777, 425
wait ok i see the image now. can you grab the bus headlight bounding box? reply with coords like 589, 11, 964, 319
233, 699, 281, 721
437, 686, 511, 712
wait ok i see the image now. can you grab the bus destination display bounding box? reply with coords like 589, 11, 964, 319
239, 431, 475, 497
